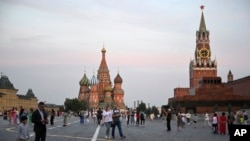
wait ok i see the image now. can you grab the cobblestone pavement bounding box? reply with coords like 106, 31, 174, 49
0, 116, 229, 141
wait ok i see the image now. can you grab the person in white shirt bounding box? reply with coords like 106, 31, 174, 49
243, 110, 248, 125
102, 104, 113, 140
212, 113, 218, 134
204, 112, 211, 127
92, 111, 97, 124
186, 112, 191, 125
16, 115, 29, 141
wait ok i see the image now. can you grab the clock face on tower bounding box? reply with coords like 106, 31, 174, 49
199, 48, 209, 58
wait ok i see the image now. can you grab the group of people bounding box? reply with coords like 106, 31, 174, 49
3, 107, 33, 126
160, 106, 249, 135
100, 104, 126, 140
77, 104, 127, 140
11, 101, 249, 141
211, 110, 248, 135
176, 112, 198, 130
13, 102, 58, 141
14, 102, 47, 141
126, 108, 146, 126
76, 108, 102, 125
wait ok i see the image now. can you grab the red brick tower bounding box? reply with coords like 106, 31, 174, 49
113, 73, 125, 108
89, 74, 99, 108
227, 70, 234, 82
103, 84, 113, 105
78, 71, 90, 101
97, 47, 112, 102
189, 6, 217, 94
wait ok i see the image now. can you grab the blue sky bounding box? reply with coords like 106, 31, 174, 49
0, 0, 250, 108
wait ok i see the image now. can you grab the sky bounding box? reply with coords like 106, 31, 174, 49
0, 0, 250, 108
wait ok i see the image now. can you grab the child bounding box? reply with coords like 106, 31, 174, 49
16, 116, 29, 141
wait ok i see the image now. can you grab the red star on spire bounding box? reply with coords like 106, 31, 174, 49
200, 5, 205, 10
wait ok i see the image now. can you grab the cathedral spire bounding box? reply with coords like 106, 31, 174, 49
100, 47, 107, 70
97, 46, 111, 85
199, 5, 206, 33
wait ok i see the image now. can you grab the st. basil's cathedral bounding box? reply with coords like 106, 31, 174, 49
78, 48, 125, 109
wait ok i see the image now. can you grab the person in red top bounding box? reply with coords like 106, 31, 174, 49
219, 112, 227, 135
136, 111, 140, 126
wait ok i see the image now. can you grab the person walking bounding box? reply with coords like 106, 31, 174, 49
186, 112, 191, 125
177, 112, 181, 131
8, 109, 12, 125
102, 104, 113, 140
165, 109, 172, 131
79, 110, 84, 124
204, 112, 211, 127
193, 113, 198, 128
243, 110, 248, 125
212, 113, 218, 134
140, 112, 145, 126
28, 108, 33, 124
136, 111, 140, 126
126, 108, 131, 126
19, 107, 25, 121
63, 112, 68, 126
12, 107, 17, 125
130, 111, 135, 126
97, 108, 103, 125
111, 105, 126, 139
16, 115, 30, 141
32, 102, 48, 141
92, 110, 97, 124
50, 109, 55, 126
228, 111, 235, 135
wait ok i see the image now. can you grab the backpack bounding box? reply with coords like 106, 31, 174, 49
140, 113, 144, 119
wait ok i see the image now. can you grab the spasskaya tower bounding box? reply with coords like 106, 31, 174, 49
189, 5, 217, 94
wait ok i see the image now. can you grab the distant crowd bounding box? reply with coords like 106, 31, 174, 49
2, 103, 249, 141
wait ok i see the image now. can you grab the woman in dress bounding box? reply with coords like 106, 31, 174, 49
12, 107, 17, 125
219, 112, 227, 135
28, 108, 33, 124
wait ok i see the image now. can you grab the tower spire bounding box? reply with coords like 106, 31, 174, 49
199, 5, 206, 33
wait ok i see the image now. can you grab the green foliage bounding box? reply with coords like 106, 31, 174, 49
136, 102, 146, 112
145, 108, 151, 115
151, 106, 159, 116
64, 98, 88, 112
135, 102, 159, 117
58, 105, 64, 111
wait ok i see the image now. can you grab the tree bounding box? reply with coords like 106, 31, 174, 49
151, 106, 159, 116
64, 98, 88, 112
145, 107, 151, 116
136, 102, 146, 112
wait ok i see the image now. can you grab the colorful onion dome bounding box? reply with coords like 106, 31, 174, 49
114, 73, 123, 83
90, 75, 98, 85
79, 73, 89, 86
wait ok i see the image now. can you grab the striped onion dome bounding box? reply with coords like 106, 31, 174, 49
90, 75, 98, 85
79, 73, 89, 86
114, 73, 123, 83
